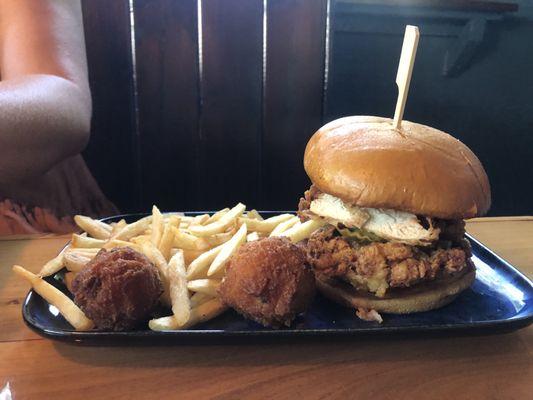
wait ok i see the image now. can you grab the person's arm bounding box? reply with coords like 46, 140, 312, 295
0, 0, 91, 184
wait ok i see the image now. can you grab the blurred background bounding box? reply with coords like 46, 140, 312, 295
81, 0, 532, 216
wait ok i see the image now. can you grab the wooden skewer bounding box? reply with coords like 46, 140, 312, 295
393, 25, 420, 130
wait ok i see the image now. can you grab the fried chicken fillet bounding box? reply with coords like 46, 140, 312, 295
301, 186, 472, 299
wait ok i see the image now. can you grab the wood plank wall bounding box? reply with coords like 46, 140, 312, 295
134, 0, 200, 211
80, 0, 527, 215
263, 0, 327, 210
82, 0, 141, 212
200, 0, 264, 210
81, 0, 329, 213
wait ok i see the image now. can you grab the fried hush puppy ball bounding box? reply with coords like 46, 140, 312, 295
71, 247, 163, 331
219, 237, 315, 327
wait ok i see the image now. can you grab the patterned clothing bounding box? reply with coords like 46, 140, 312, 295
0, 154, 118, 235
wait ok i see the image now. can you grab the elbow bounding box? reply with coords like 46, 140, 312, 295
68, 106, 91, 155
0, 76, 93, 185
60, 80, 92, 156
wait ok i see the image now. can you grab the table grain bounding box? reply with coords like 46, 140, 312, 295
1, 218, 532, 400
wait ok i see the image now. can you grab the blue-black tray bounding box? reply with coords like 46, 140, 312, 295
22, 212, 533, 345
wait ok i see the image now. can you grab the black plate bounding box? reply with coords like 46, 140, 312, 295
22, 212, 533, 345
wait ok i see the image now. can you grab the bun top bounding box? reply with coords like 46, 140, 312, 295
304, 116, 491, 219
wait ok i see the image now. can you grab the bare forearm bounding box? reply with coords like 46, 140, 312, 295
0, 74, 91, 184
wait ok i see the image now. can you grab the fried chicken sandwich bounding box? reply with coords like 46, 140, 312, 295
299, 116, 491, 320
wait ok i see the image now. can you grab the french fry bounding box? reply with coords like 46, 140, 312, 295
64, 271, 77, 292
203, 229, 236, 247
191, 239, 213, 252
168, 215, 182, 229
167, 250, 190, 326
172, 215, 193, 222
110, 219, 127, 238
182, 298, 227, 329
173, 228, 208, 250
114, 216, 152, 241
151, 205, 164, 247
280, 218, 327, 243
182, 248, 207, 266
193, 229, 237, 251
163, 212, 185, 219
246, 232, 260, 242
149, 298, 227, 331
68, 248, 99, 256
207, 223, 247, 277
71, 234, 106, 248
189, 214, 209, 226
206, 208, 230, 224
190, 292, 213, 308
246, 209, 264, 220
38, 251, 66, 277
141, 242, 168, 275
186, 243, 225, 279
63, 252, 91, 272
74, 215, 112, 240
158, 223, 175, 261
188, 203, 246, 237
62, 248, 99, 273
102, 239, 140, 251
148, 250, 190, 331
148, 315, 177, 331
187, 279, 221, 297
129, 234, 151, 245
269, 216, 300, 237
238, 213, 293, 234
13, 265, 93, 330
141, 242, 171, 306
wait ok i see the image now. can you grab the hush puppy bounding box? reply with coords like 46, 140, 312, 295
71, 247, 163, 331
219, 237, 315, 327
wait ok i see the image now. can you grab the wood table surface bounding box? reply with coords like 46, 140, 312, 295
0, 217, 532, 400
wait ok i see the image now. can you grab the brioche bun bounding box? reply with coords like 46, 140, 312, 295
304, 116, 490, 219
316, 263, 475, 314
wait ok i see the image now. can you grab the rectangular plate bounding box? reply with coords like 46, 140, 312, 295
22, 212, 533, 345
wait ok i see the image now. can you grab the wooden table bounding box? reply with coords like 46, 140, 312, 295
1, 217, 532, 399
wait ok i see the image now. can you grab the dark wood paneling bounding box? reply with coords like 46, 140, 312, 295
338, 1, 518, 13
134, 0, 199, 211
79, 0, 528, 216
263, 0, 328, 209
200, 0, 263, 210
81, 0, 140, 212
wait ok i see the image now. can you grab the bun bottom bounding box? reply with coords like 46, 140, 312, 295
316, 263, 475, 314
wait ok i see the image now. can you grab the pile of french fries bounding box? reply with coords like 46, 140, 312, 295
13, 203, 326, 331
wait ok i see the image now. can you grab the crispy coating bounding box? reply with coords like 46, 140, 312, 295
218, 237, 315, 327
71, 247, 163, 331
356, 308, 383, 323
307, 226, 468, 297
297, 185, 321, 221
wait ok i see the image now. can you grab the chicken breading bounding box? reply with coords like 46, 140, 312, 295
306, 226, 468, 297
